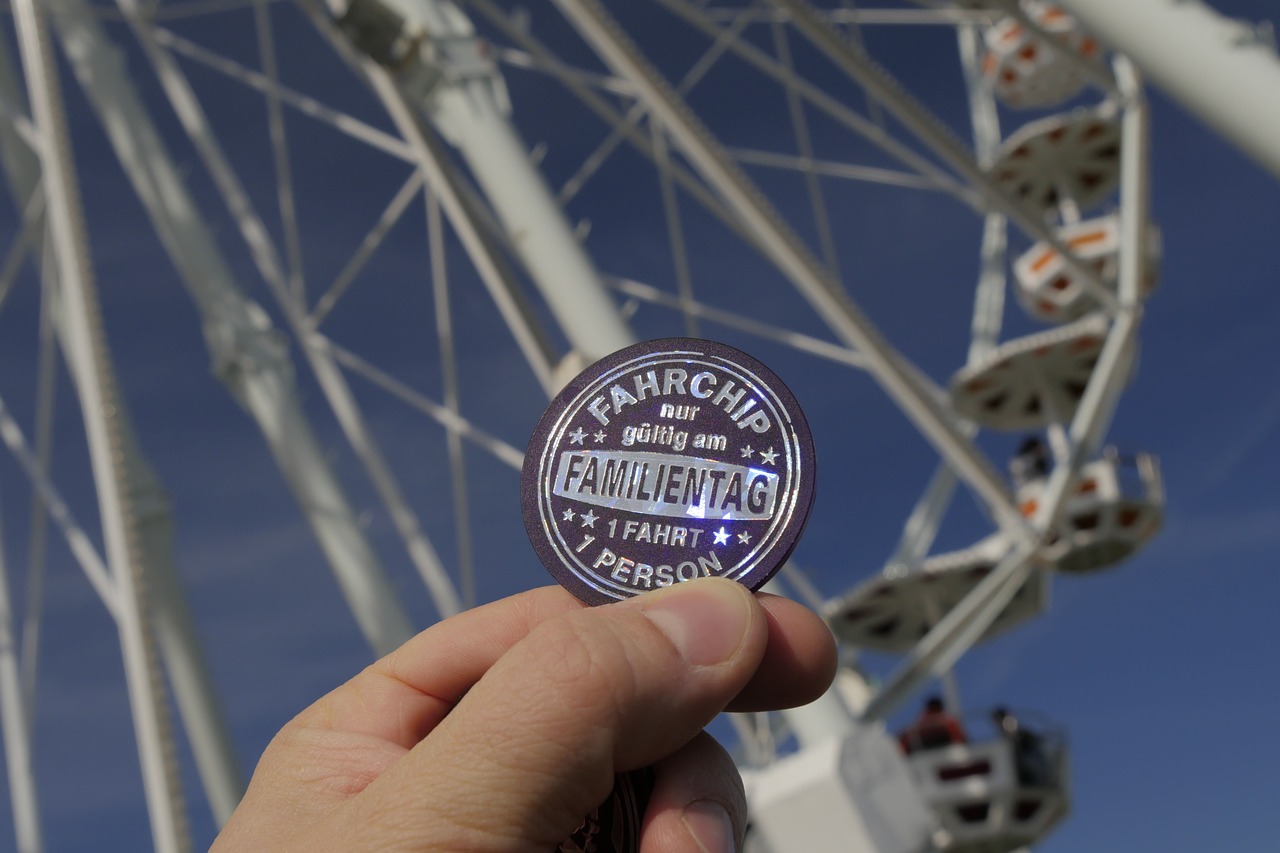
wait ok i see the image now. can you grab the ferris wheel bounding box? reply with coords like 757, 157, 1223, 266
5, 0, 1264, 850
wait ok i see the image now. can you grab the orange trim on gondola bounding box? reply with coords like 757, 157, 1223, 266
1067, 229, 1108, 250
1029, 248, 1058, 273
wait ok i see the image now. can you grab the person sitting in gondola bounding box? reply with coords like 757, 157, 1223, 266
993, 706, 1051, 787
898, 696, 968, 753
1009, 435, 1051, 488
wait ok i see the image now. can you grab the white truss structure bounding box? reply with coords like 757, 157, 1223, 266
0, 0, 1273, 850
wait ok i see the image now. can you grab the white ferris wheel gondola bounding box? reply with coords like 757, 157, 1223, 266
0, 0, 1198, 849
1019, 448, 1165, 574
1013, 214, 1161, 324
949, 312, 1114, 431
981, 1, 1102, 110
905, 711, 1071, 853
988, 106, 1121, 211
825, 534, 1047, 654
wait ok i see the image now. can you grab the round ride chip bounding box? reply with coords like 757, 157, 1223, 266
523, 338, 815, 605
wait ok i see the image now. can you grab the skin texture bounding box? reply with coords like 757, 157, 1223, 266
211, 578, 837, 852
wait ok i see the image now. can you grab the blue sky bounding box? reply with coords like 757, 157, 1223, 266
0, 1, 1278, 851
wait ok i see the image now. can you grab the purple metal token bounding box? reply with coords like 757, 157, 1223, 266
556, 768, 652, 853
523, 338, 815, 605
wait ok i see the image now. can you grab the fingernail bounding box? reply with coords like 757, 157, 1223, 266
642, 579, 751, 667
682, 799, 737, 853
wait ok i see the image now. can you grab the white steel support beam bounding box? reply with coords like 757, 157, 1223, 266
0, 489, 42, 853
606, 276, 867, 370
769, 0, 1121, 314
427, 64, 639, 365
885, 22, 1006, 576
113, 0, 465, 621
18, 260, 57, 724
11, 2, 189, 850
554, 0, 1029, 751
860, 539, 1037, 723
1029, 56, 1150, 530
51, 0, 417, 659
464, 0, 775, 260
866, 58, 1155, 724
656, 0, 976, 205
299, 0, 564, 396
347, 0, 636, 364
0, 397, 121, 615
1057, 0, 1280, 180
958, 22, 1007, 364
554, 0, 1030, 541
426, 191, 477, 608
1, 7, 252, 824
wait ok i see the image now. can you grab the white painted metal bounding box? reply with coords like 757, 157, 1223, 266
745, 725, 935, 853
861, 57, 1152, 728
471, 0, 774, 262
0, 34, 62, 722
18, 260, 57, 725
1000, 0, 1116, 98
656, 0, 979, 207
0, 397, 121, 616
771, 0, 1121, 314
1057, 0, 1280, 180
11, 2, 189, 849
252, 0, 306, 303
299, 0, 564, 395
549, 0, 1062, 758
1027, 57, 1148, 537
145, 25, 417, 163
49, 0, 415, 656
606, 277, 868, 370
770, 20, 842, 281
861, 538, 1038, 723
649, 116, 700, 338
113, 0, 465, 621
906, 736, 1069, 848
883, 21, 1006, 579
0, 3, 1168, 844
354, 0, 636, 363
555, 0, 1031, 543
0, 490, 43, 853
325, 342, 527, 470
310, 170, 425, 327
426, 190, 477, 607
117, 431, 247, 826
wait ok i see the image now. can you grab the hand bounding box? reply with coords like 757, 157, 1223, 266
211, 577, 837, 852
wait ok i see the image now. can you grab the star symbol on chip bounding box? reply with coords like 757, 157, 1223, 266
713, 527, 730, 545
593, 430, 606, 443
561, 508, 575, 521
737, 531, 752, 545
580, 510, 598, 528
759, 447, 779, 465
568, 427, 587, 445
740, 445, 754, 459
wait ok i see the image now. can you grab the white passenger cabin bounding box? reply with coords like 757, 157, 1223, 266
1013, 215, 1161, 324
949, 313, 1113, 431
826, 534, 1047, 653
1018, 448, 1164, 573
744, 723, 935, 853
904, 713, 1070, 853
981, 1, 1100, 109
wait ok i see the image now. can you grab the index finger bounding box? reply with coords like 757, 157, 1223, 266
300, 585, 585, 748
298, 584, 835, 751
